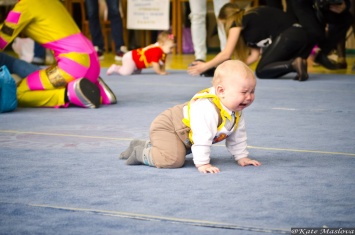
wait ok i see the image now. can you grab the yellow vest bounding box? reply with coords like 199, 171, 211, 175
182, 88, 240, 144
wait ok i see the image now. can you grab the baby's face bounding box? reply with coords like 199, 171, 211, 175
218, 76, 256, 112
161, 40, 175, 54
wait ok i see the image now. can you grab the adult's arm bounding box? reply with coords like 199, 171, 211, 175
187, 27, 242, 76
246, 48, 261, 65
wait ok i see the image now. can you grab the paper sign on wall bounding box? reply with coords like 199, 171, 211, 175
127, 0, 170, 30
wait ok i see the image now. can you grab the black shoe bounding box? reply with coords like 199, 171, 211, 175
337, 61, 347, 69
314, 52, 338, 70
292, 57, 308, 81
94, 46, 104, 60
68, 78, 100, 108
114, 50, 125, 61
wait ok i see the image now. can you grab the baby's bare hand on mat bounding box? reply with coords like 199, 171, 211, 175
237, 157, 261, 167
197, 164, 220, 174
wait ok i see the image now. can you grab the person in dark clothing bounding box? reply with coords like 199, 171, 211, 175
188, 4, 309, 81
293, 0, 352, 70
85, 0, 126, 61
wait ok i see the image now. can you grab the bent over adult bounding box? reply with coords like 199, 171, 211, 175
188, 4, 310, 81
0, 0, 116, 108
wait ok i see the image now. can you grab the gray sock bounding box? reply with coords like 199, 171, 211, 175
119, 139, 146, 159
126, 146, 144, 165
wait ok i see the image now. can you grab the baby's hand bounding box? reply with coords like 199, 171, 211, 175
237, 157, 261, 167
197, 164, 220, 174
159, 71, 167, 75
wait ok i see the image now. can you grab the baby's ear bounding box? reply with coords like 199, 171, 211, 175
215, 85, 225, 96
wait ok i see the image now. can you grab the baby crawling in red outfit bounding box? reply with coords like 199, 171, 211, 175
107, 31, 175, 76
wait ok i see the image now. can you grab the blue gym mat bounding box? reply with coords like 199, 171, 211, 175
0, 69, 354, 235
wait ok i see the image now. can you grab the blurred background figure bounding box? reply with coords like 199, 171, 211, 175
85, 0, 127, 61
188, 0, 229, 62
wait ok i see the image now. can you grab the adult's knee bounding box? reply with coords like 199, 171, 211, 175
255, 65, 279, 79
255, 69, 268, 79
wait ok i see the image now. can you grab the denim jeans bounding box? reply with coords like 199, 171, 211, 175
34, 42, 46, 60
85, 0, 125, 52
188, 0, 229, 60
0, 52, 39, 78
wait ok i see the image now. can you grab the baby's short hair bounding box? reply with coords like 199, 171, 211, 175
212, 60, 255, 86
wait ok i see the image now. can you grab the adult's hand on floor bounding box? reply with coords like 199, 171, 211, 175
187, 61, 206, 76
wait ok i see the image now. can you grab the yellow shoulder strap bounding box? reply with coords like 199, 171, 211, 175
137, 45, 155, 67
182, 90, 237, 131
182, 89, 241, 144
136, 49, 147, 67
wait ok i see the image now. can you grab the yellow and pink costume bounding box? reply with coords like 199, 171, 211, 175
0, 0, 113, 108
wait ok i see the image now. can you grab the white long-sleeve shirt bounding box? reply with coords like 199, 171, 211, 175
183, 88, 249, 165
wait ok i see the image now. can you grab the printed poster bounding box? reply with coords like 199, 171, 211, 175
127, 0, 170, 30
